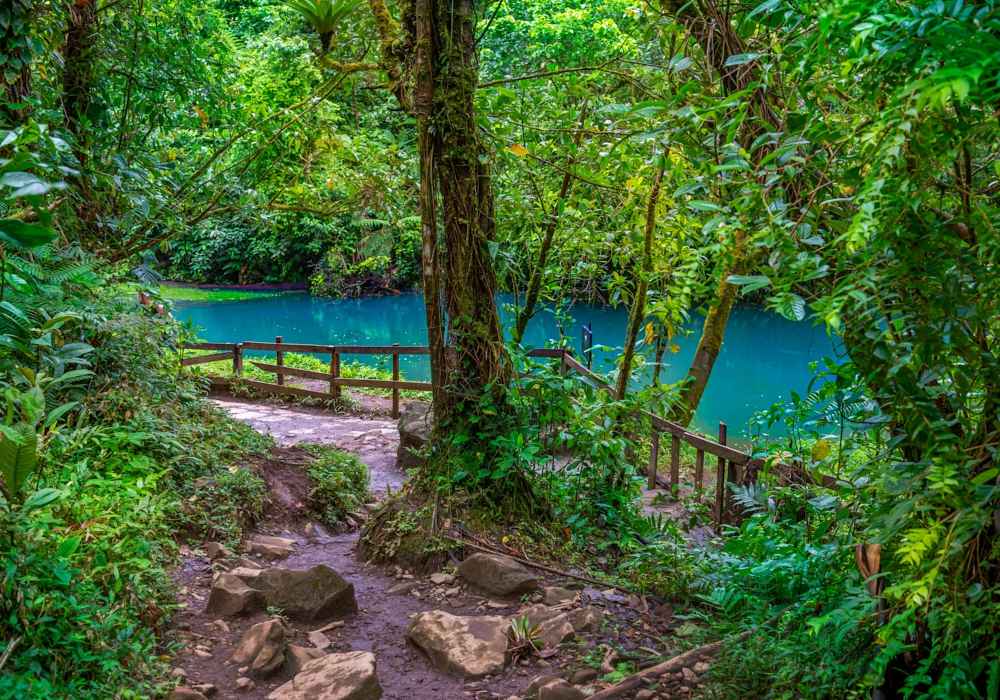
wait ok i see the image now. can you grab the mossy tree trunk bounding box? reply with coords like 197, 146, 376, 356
615, 152, 667, 401
0, 0, 36, 126
659, 0, 784, 426
369, 0, 509, 420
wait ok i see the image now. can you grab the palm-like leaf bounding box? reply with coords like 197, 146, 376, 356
281, 0, 363, 51
0, 422, 37, 495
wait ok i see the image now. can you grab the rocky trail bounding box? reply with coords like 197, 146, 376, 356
168, 398, 714, 700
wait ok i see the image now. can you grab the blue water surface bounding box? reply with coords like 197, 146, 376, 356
174, 292, 838, 437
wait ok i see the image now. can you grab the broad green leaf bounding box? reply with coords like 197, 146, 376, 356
0, 218, 57, 248
57, 535, 82, 558
727, 274, 771, 293
21, 487, 60, 512
0, 422, 36, 494
725, 53, 762, 66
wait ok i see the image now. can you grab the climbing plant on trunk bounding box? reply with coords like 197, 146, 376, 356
369, 0, 509, 420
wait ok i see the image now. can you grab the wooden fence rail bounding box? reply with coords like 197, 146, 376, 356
181, 341, 754, 525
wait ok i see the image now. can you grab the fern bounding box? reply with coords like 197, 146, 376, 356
353, 217, 390, 229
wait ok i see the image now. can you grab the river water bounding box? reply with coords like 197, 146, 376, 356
174, 292, 837, 436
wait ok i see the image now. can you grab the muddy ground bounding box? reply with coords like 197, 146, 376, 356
169, 396, 712, 700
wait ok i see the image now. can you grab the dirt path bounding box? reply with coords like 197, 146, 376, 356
169, 400, 712, 700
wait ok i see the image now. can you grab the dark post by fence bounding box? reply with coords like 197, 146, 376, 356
647, 429, 659, 490
330, 350, 340, 400
670, 433, 681, 495
392, 343, 400, 419
582, 324, 593, 370
233, 343, 242, 374
275, 336, 284, 386
694, 449, 704, 490
715, 421, 727, 528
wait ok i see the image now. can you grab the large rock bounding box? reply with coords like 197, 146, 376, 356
512, 605, 574, 651
396, 401, 433, 471
231, 619, 287, 679
538, 679, 586, 700
405, 610, 510, 679
205, 573, 266, 617
457, 553, 538, 597
268, 652, 382, 700
542, 587, 577, 606
249, 565, 357, 621
572, 606, 604, 632
249, 542, 294, 561
286, 645, 327, 676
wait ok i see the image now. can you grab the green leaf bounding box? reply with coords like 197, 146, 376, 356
44, 401, 79, 428
972, 468, 998, 486
57, 535, 82, 558
0, 421, 36, 494
21, 487, 60, 512
687, 200, 724, 212
727, 274, 771, 293
0, 218, 57, 248
725, 53, 762, 66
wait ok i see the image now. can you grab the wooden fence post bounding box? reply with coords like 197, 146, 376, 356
670, 433, 680, 496
392, 343, 400, 419
715, 422, 727, 528
233, 344, 243, 374
694, 449, 704, 491
330, 349, 340, 400
276, 336, 284, 386
647, 429, 659, 490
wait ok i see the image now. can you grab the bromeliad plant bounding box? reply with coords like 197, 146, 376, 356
280, 0, 363, 52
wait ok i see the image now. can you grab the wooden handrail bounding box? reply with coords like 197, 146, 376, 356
182, 342, 754, 488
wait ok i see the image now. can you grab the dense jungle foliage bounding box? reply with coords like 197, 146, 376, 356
1, 0, 999, 698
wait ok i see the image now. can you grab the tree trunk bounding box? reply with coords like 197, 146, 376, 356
0, 0, 35, 126
659, 0, 785, 423
431, 0, 510, 411
615, 153, 666, 400
414, 0, 447, 413
674, 232, 750, 426
513, 98, 588, 344
369, 0, 509, 416
62, 0, 97, 137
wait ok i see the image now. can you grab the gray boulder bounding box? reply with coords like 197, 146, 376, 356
231, 619, 287, 679
268, 652, 382, 700
249, 565, 357, 621
286, 645, 327, 676
397, 401, 433, 471
205, 573, 266, 617
542, 587, 577, 606
405, 610, 510, 679
571, 606, 604, 632
457, 553, 538, 596
538, 679, 586, 700
512, 605, 575, 650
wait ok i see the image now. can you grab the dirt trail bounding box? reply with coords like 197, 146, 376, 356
169, 400, 711, 700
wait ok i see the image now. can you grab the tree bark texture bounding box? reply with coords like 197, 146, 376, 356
0, 0, 35, 126
62, 0, 97, 136
370, 0, 509, 417
513, 98, 588, 344
659, 0, 783, 424
615, 153, 666, 401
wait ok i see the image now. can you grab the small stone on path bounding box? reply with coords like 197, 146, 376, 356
234, 677, 255, 693
308, 631, 331, 650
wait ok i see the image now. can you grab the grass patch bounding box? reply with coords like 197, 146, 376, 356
300, 444, 372, 527
159, 285, 298, 303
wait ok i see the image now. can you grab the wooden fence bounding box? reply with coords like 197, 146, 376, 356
181, 340, 755, 526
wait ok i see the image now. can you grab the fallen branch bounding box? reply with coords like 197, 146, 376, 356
587, 606, 794, 700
